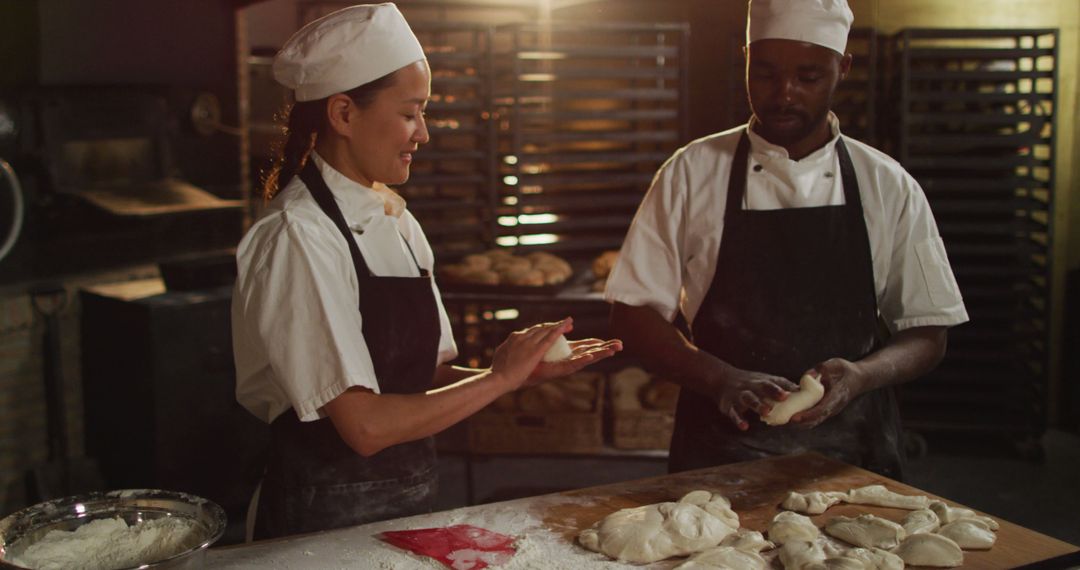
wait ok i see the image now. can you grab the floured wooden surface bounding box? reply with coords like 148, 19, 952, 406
208, 453, 1077, 569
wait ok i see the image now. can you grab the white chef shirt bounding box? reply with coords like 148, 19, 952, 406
605, 114, 969, 334
232, 152, 458, 424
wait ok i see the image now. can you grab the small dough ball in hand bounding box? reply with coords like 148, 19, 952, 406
542, 334, 574, 362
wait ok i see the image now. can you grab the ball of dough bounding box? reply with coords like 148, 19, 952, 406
542, 334, 573, 362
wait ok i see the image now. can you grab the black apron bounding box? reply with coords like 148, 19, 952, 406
668, 131, 905, 479
253, 162, 442, 539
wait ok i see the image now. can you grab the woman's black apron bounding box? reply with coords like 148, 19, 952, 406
254, 162, 442, 539
668, 131, 905, 479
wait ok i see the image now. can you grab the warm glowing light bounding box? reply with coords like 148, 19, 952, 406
498, 216, 518, 227
496, 236, 519, 246
518, 51, 568, 60
518, 213, 557, 224
503, 175, 519, 185
503, 155, 519, 165
494, 309, 519, 320
519, 73, 556, 82
503, 196, 519, 205
519, 234, 558, 245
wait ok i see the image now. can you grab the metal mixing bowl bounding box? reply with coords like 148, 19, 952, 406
0, 489, 226, 570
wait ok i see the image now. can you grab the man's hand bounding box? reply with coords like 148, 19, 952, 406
790, 357, 868, 428
716, 368, 799, 431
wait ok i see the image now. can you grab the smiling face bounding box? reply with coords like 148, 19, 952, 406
745, 39, 850, 159
342, 60, 431, 187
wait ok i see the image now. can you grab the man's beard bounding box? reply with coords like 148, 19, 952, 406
755, 105, 829, 148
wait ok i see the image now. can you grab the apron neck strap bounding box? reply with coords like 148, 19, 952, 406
299, 160, 373, 279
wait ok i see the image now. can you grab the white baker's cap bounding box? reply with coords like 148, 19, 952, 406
747, 0, 854, 55
273, 3, 425, 102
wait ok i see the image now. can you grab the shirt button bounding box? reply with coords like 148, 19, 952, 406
752, 164, 763, 172
824, 172, 834, 178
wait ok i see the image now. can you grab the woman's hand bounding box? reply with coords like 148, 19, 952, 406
714, 367, 799, 431
489, 318, 575, 390
524, 337, 623, 386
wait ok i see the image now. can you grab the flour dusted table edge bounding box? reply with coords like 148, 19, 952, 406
206, 453, 1077, 569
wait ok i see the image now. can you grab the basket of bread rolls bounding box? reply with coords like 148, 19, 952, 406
467, 371, 604, 454
438, 249, 574, 294
609, 366, 680, 450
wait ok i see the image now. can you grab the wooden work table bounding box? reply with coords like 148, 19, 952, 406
207, 453, 1077, 569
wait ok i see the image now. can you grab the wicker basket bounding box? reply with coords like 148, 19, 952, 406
612, 409, 675, 450
467, 376, 604, 454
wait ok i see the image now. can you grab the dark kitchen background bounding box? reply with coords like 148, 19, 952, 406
0, 0, 1077, 547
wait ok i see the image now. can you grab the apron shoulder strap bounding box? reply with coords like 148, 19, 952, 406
299, 160, 373, 286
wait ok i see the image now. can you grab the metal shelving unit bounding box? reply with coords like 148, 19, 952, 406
889, 28, 1057, 451
492, 21, 690, 260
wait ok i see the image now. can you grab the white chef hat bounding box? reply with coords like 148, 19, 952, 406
273, 3, 425, 102
747, 0, 854, 55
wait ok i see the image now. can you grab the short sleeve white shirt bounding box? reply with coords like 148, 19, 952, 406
232, 153, 458, 423
605, 115, 969, 335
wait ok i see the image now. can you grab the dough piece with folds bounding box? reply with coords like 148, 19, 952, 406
843, 547, 905, 570
683, 491, 740, 530
928, 500, 999, 530
762, 373, 824, 426
768, 511, 820, 545
674, 546, 768, 570
824, 514, 906, 550
894, 533, 963, 567
901, 508, 940, 535
779, 540, 826, 570
845, 484, 931, 510
578, 491, 737, 563
782, 490, 849, 515
813, 556, 868, 570
610, 367, 651, 412
719, 528, 774, 553
937, 519, 996, 550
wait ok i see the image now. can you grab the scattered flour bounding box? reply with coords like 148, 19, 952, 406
10, 516, 205, 570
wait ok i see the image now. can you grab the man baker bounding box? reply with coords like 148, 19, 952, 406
605, 0, 968, 479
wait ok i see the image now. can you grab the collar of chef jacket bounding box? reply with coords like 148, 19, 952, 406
309, 151, 408, 229
745, 112, 843, 207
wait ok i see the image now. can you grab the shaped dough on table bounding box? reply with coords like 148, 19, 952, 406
937, 519, 996, 550
681, 490, 741, 530
761, 373, 824, 426
901, 508, 940, 535
824, 514, 906, 550
814, 556, 868, 570
782, 490, 849, 515
768, 511, 820, 545
674, 546, 768, 570
577, 491, 737, 564
928, 500, 999, 530
719, 528, 774, 553
893, 533, 964, 567
778, 540, 826, 570
844, 547, 905, 570
542, 334, 573, 362
845, 484, 931, 510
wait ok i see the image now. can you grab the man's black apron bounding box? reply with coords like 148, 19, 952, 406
668, 131, 905, 479
253, 162, 442, 539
